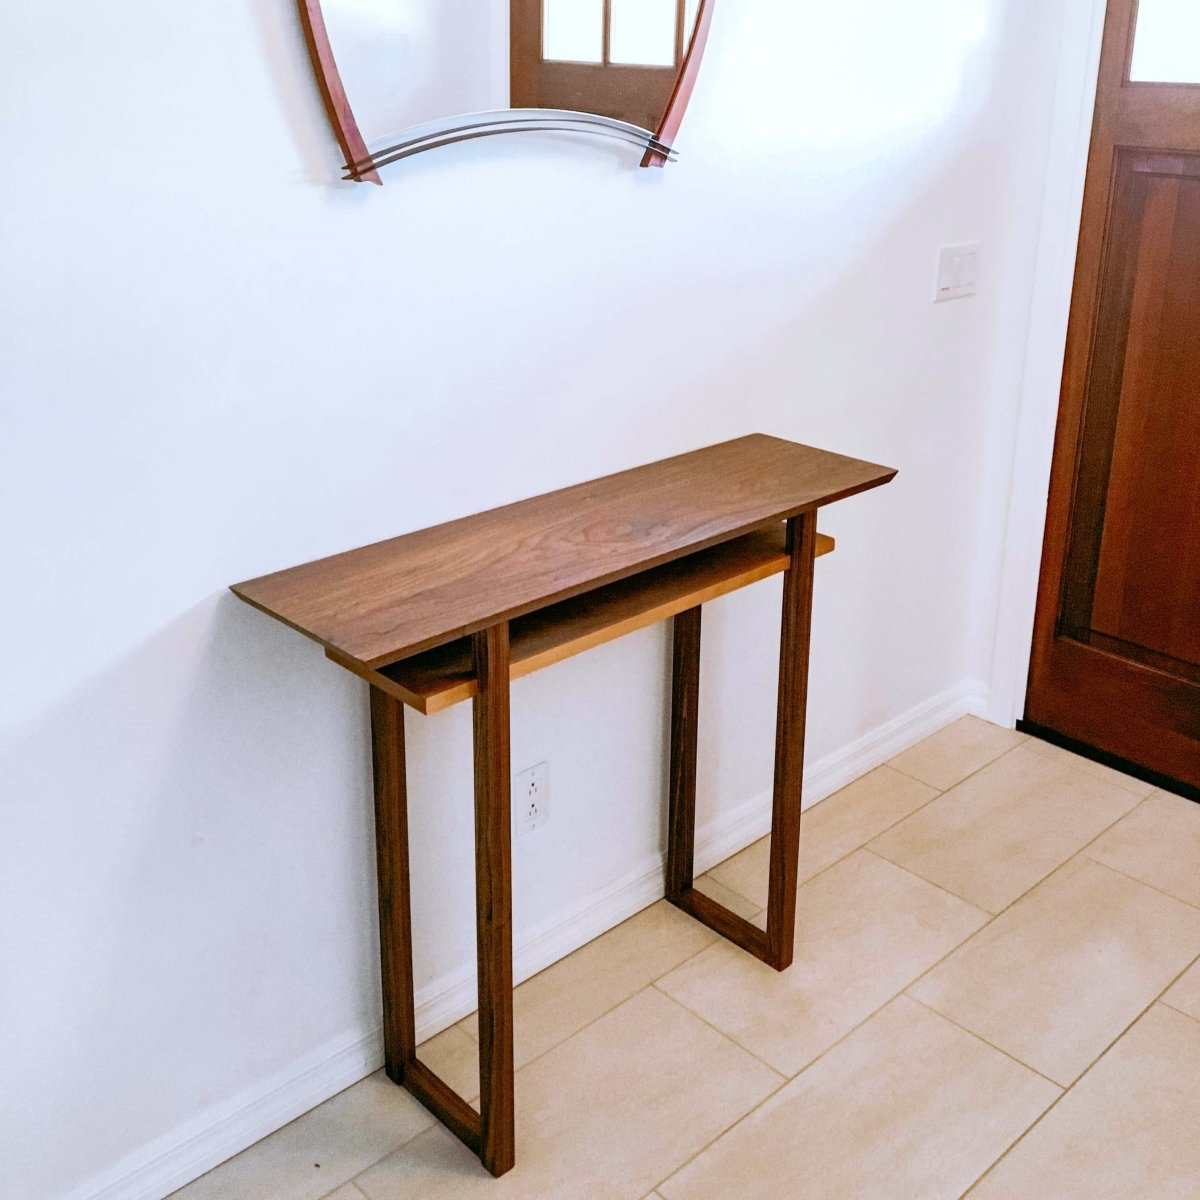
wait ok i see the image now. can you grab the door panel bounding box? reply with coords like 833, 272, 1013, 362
511, 0, 691, 130
1025, 0, 1200, 791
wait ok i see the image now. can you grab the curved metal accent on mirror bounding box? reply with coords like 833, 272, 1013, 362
298, 0, 714, 184
343, 110, 679, 180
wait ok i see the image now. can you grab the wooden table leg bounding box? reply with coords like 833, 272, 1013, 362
666, 607, 702, 901
472, 623, 516, 1177
370, 687, 417, 1080
764, 513, 818, 970
664, 515, 818, 972
369, 684, 488, 1164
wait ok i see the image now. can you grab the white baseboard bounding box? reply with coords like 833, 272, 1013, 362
65, 1024, 383, 1200
801, 677, 990, 809
71, 677, 986, 1200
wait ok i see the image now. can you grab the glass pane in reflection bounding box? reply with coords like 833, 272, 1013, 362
684, 0, 700, 48
1130, 0, 1200, 84
543, 0, 604, 64
609, 0, 678, 67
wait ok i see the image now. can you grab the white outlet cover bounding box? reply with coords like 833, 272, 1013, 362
935, 242, 981, 302
515, 762, 550, 835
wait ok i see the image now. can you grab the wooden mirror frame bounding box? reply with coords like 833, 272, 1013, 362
297, 0, 715, 184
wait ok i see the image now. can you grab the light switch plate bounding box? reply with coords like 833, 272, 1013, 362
935, 243, 981, 302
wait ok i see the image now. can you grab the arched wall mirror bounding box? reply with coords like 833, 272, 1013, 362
298, 0, 715, 183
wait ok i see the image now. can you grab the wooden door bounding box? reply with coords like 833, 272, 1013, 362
1025, 0, 1200, 794
510, 0, 694, 130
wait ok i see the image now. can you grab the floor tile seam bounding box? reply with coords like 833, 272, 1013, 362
1141, 950, 1200, 1021
895, 803, 1178, 994
652, 969, 1027, 1200
702, 755, 959, 915
648, 980, 790, 1080
322, 1182, 368, 1200
959, 964, 1200, 1197
472, 899, 727, 1036
435, 976, 723, 1129
1160, 998, 1200, 1026
338, 1106, 442, 1196
859, 847, 995, 916
646, 986, 929, 1197
903, 993, 1066, 1089
886, 735, 1028, 793
364, 756, 1152, 1193
1067, 791, 1160, 859
645, 929, 725, 990
1077, 850, 1200, 913
885, 762, 949, 789
451, 926, 723, 1055
646, 1068, 793, 1199
719, 782, 960, 909
893, 736, 1156, 822
694, 872, 764, 919
789, 778, 955, 894
1049, 952, 1200, 1086
703, 776, 950, 911
897, 880, 1025, 996
869, 745, 1150, 913
956, 1080, 1074, 1199
511, 966, 719, 1081
355, 979, 787, 1195
899, 848, 1157, 1005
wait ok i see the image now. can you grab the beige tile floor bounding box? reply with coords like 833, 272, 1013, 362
171, 717, 1200, 1200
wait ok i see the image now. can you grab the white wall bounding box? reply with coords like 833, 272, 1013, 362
0, 1, 1070, 1197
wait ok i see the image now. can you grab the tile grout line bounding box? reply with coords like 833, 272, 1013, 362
1161, 997, 1200, 1025
885, 728, 1029, 793
636, 761, 1012, 1191
649, 980, 790, 1080
645, 987, 936, 1197
636, 983, 792, 1196
1078, 849, 1200, 913
896, 783, 1166, 1006
870, 752, 1152, 920
640, 743, 1047, 1193
452, 905, 722, 1046
648, 882, 1072, 1200
957, 951, 1200, 1199
349, 937, 730, 1193
318, 1176, 370, 1200
904, 993, 1066, 1089
706, 767, 954, 913
861, 846, 995, 914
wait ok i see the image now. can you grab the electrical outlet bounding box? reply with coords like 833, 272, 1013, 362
514, 762, 550, 836
935, 242, 981, 302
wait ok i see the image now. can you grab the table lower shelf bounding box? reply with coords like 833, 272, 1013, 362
329, 523, 833, 715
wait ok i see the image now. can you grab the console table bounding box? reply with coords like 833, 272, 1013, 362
231, 434, 896, 1177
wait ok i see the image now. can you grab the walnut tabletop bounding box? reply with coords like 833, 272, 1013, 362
230, 434, 896, 669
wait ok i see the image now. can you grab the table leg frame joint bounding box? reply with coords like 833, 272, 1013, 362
665, 513, 817, 973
